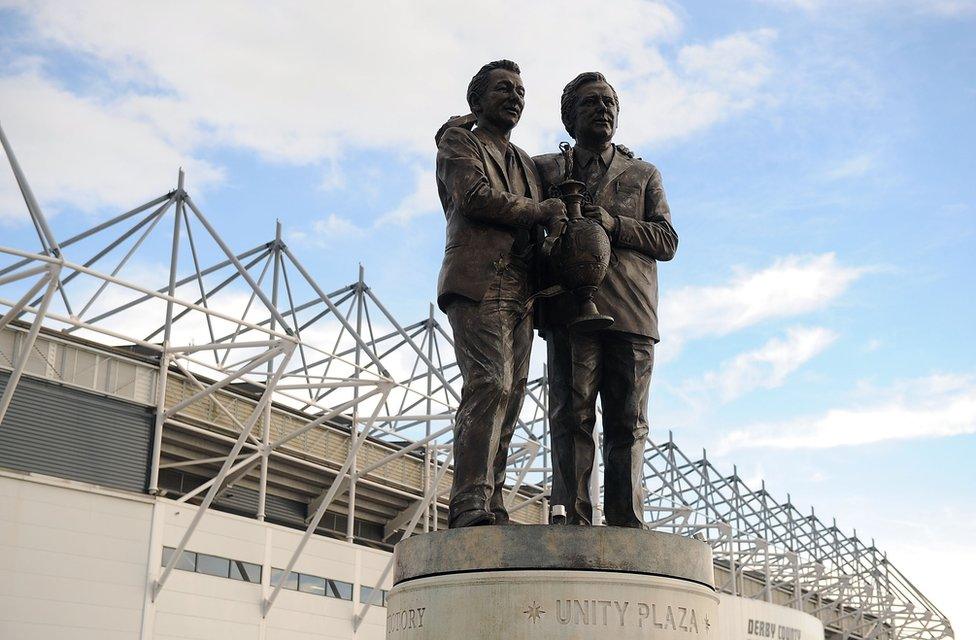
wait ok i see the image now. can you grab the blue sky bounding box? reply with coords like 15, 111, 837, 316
1, 0, 974, 635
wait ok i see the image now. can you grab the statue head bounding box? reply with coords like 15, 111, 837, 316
560, 72, 619, 148
466, 60, 525, 135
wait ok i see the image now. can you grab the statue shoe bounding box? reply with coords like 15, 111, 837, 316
491, 510, 511, 525
450, 509, 495, 528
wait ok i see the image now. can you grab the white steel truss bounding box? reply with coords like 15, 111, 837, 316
642, 434, 953, 639
0, 120, 953, 639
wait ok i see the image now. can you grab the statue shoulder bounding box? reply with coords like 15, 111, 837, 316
531, 152, 562, 171
615, 144, 637, 159
617, 143, 655, 165
435, 114, 477, 146
530, 152, 564, 186
616, 145, 660, 178
532, 151, 561, 163
438, 125, 477, 144
436, 125, 482, 155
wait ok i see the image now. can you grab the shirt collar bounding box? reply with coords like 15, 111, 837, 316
574, 144, 614, 170
475, 126, 512, 159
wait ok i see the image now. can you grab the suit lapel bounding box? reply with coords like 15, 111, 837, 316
473, 127, 511, 191
515, 147, 540, 200
593, 145, 631, 197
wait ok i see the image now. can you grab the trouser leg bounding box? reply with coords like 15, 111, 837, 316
546, 328, 577, 522
446, 299, 513, 523
487, 306, 533, 522
599, 333, 654, 527
558, 330, 601, 525
569, 333, 602, 525
445, 262, 531, 526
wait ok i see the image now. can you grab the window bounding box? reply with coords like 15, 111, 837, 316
161, 547, 196, 572
360, 585, 388, 607
73, 349, 97, 387
112, 361, 138, 398
270, 568, 352, 601
162, 547, 261, 585
230, 559, 262, 583
0, 328, 15, 365
24, 337, 52, 376
299, 573, 326, 596
328, 579, 353, 601
97, 356, 112, 393
196, 553, 230, 578
272, 568, 299, 591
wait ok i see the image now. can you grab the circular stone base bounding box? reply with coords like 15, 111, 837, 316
387, 526, 718, 640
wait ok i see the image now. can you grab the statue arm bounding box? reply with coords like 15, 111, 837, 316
436, 128, 547, 229
614, 167, 678, 261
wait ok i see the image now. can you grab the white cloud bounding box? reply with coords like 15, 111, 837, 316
692, 326, 837, 402
719, 373, 976, 451
756, 0, 976, 16
312, 214, 364, 237
923, 0, 976, 15
824, 152, 877, 180
597, 28, 777, 150
318, 161, 346, 192
376, 168, 440, 227
288, 213, 365, 247
1, 1, 780, 218
881, 506, 976, 640
742, 464, 767, 488
863, 337, 883, 352
755, 0, 826, 10
2, 1, 673, 157
292, 166, 439, 240
662, 253, 866, 349
0, 72, 223, 223
678, 29, 776, 95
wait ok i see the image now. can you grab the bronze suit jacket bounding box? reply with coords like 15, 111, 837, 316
533, 146, 678, 341
435, 126, 544, 311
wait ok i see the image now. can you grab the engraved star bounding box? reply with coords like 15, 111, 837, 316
523, 601, 546, 623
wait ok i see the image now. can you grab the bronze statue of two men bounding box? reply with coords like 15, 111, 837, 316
435, 60, 678, 529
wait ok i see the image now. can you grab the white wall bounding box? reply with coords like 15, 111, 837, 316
0, 471, 153, 640
0, 471, 391, 640
1, 470, 828, 640
718, 593, 825, 640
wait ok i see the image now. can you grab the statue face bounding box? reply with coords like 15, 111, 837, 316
573, 81, 618, 144
473, 68, 525, 133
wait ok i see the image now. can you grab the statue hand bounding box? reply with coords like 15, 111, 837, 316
545, 215, 568, 238
540, 198, 567, 220
582, 204, 617, 236
540, 198, 568, 233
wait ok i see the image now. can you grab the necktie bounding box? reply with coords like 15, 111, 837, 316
506, 146, 526, 197
505, 146, 530, 256
581, 156, 602, 192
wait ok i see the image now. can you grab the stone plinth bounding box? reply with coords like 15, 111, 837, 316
386, 525, 718, 639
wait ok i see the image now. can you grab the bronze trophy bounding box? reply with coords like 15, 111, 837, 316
547, 142, 614, 332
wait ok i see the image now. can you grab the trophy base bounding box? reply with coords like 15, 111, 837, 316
569, 314, 614, 333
